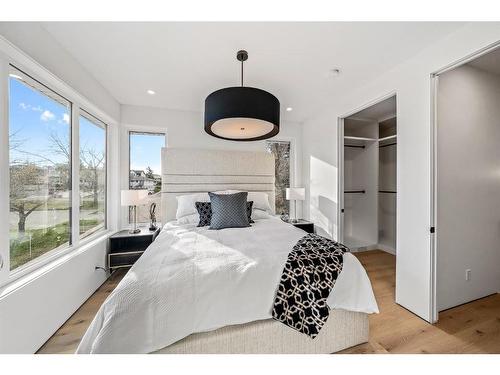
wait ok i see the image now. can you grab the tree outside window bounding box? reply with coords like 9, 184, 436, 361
266, 141, 291, 216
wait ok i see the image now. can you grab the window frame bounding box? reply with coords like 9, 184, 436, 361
0, 42, 117, 288
7, 64, 74, 274
266, 137, 297, 216
78, 109, 108, 239
127, 130, 166, 224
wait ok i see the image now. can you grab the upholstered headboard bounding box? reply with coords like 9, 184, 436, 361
161, 148, 275, 222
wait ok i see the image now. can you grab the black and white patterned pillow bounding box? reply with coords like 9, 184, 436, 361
196, 201, 254, 227
208, 192, 250, 229
195, 201, 212, 227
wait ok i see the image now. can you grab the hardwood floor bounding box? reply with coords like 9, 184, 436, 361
340, 250, 500, 354
37, 250, 500, 354
37, 270, 127, 354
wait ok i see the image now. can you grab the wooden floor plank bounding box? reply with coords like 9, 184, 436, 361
38, 250, 500, 354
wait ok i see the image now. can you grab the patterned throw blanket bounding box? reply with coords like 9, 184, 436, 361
272, 234, 349, 338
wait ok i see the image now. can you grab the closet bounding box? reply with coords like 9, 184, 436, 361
435, 46, 500, 312
341, 96, 397, 254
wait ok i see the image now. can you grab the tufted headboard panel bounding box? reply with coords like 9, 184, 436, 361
161, 148, 275, 222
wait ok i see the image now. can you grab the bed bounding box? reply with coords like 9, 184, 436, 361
76, 149, 378, 354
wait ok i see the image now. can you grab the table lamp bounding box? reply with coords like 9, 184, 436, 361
121, 190, 148, 233
286, 187, 305, 223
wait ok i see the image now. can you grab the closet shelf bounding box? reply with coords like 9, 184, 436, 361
344, 136, 377, 142
378, 134, 397, 142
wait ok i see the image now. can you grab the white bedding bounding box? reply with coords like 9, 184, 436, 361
76, 217, 378, 354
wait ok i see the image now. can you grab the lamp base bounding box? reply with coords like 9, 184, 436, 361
128, 228, 141, 234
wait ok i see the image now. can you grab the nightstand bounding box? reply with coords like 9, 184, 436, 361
108, 227, 161, 271
288, 219, 315, 234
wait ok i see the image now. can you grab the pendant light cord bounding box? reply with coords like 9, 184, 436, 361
241, 59, 244, 87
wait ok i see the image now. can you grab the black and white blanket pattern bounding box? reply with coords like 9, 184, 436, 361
272, 234, 349, 338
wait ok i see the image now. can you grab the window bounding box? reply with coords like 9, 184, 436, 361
266, 141, 291, 216
129, 132, 165, 223
79, 112, 107, 238
8, 66, 71, 271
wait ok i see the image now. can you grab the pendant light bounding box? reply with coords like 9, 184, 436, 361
204, 50, 280, 141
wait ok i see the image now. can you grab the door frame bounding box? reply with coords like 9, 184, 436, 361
429, 40, 500, 323
337, 91, 397, 245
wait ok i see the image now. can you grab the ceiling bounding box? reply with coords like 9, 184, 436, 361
467, 46, 500, 76
41, 22, 465, 122
347, 95, 396, 121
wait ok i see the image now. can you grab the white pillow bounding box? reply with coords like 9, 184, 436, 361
220, 190, 272, 212
176, 190, 273, 219
176, 193, 209, 219
248, 192, 273, 213
175, 190, 231, 219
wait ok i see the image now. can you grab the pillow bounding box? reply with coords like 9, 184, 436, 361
196, 201, 254, 227
175, 190, 243, 219
219, 190, 273, 213
195, 201, 212, 227
176, 193, 210, 219
208, 192, 250, 230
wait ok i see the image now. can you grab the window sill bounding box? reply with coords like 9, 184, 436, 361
0, 229, 111, 298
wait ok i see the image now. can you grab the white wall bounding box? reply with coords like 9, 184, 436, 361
437, 64, 500, 311
0, 22, 120, 121
0, 239, 107, 353
378, 141, 397, 253
0, 26, 120, 353
120, 104, 303, 227
343, 121, 379, 249
301, 23, 500, 321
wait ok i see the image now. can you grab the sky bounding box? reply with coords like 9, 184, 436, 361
129, 133, 165, 175
9, 77, 70, 165
9, 76, 164, 175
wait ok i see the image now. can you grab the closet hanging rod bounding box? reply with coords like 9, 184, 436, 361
345, 190, 366, 194
379, 190, 397, 194
379, 142, 397, 148
344, 144, 365, 149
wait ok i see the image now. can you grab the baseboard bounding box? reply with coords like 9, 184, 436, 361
350, 243, 396, 255
376, 244, 396, 255
349, 244, 379, 253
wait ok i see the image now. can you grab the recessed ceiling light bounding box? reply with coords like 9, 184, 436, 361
328, 68, 341, 77
286, 107, 293, 112
9, 73, 23, 80
147, 89, 156, 95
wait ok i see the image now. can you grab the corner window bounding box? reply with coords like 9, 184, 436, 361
266, 140, 291, 215
128, 132, 165, 223
79, 111, 107, 238
8, 66, 71, 271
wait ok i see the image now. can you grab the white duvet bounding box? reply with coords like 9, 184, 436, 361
76, 217, 378, 354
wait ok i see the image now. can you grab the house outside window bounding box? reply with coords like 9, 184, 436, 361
128, 132, 165, 223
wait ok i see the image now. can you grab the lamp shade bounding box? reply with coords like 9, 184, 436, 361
121, 190, 148, 206
286, 187, 305, 201
204, 50, 280, 141
204, 87, 280, 141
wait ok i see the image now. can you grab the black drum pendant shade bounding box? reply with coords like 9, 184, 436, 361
204, 50, 280, 141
